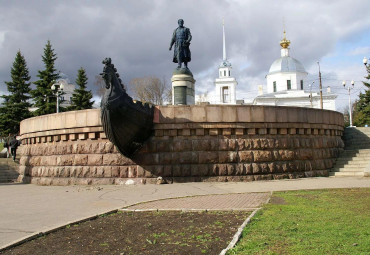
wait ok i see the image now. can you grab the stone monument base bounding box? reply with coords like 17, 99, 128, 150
18, 106, 345, 186
171, 68, 195, 105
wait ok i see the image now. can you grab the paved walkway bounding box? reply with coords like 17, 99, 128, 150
126, 192, 271, 211
0, 177, 369, 248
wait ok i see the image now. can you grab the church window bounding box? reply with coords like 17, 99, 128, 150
229, 70, 230, 76
222, 87, 229, 103
224, 70, 226, 76
300, 80, 303, 90
220, 71, 222, 77
273, 81, 277, 92
287, 80, 291, 90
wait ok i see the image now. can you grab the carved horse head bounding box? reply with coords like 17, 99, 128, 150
101, 58, 125, 98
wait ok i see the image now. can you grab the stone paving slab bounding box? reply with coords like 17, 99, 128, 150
126, 192, 270, 210
1, 177, 369, 248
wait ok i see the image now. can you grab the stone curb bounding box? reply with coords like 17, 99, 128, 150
120, 208, 259, 212
220, 191, 272, 255
219, 208, 261, 255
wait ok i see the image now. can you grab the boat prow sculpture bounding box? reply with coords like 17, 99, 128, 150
100, 58, 154, 157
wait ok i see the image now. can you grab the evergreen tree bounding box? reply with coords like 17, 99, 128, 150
31, 40, 60, 116
68, 67, 94, 110
0, 51, 32, 136
353, 64, 370, 126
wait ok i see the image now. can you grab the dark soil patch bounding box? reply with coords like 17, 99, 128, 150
1, 211, 251, 255
269, 196, 287, 205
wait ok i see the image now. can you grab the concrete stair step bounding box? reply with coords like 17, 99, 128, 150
334, 128, 370, 178
343, 136, 370, 139
0, 168, 19, 172
0, 162, 19, 168
332, 167, 366, 172
344, 138, 370, 141
338, 155, 370, 160
344, 131, 370, 134
329, 171, 365, 177
333, 164, 369, 169
343, 133, 370, 136
344, 143, 370, 146
344, 147, 370, 150
340, 150, 370, 155
343, 137, 370, 140
344, 127, 370, 131
344, 139, 370, 142
0, 172, 19, 176
0, 179, 18, 183
336, 157, 370, 164
0, 171, 19, 175
0, 175, 18, 179
0, 176, 19, 180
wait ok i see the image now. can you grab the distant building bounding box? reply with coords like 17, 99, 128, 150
28, 78, 75, 112
253, 30, 337, 110
57, 78, 74, 108
213, 21, 238, 104
196, 20, 238, 105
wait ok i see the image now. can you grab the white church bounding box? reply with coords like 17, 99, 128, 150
253, 31, 337, 110
195, 24, 337, 111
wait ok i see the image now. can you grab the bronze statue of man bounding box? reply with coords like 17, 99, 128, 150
169, 19, 192, 69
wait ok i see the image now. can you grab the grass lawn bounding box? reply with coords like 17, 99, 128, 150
228, 188, 370, 255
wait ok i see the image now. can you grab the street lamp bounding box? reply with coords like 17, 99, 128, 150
51, 82, 64, 113
317, 61, 323, 109
308, 81, 314, 108
363, 57, 368, 66
342, 80, 354, 127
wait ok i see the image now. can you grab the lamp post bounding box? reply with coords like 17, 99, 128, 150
342, 80, 354, 127
51, 82, 64, 113
363, 57, 368, 67
308, 81, 314, 108
317, 61, 323, 109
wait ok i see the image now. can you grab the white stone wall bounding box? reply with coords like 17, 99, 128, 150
266, 71, 307, 93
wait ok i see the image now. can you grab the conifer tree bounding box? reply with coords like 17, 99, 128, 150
31, 40, 60, 116
353, 64, 370, 126
69, 67, 94, 110
0, 51, 32, 136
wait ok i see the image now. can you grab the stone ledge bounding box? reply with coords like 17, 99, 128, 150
21, 126, 103, 140
24, 170, 329, 185
22, 131, 107, 145
155, 105, 344, 125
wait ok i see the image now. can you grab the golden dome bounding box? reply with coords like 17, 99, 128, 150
280, 30, 290, 49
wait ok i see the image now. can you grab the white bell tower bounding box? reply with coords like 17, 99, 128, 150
214, 19, 237, 104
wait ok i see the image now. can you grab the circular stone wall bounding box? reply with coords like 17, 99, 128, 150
18, 105, 344, 185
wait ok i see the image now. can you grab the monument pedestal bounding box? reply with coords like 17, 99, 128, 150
171, 68, 195, 105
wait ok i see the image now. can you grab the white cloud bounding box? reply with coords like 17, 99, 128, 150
0, 0, 368, 112
0, 31, 6, 47
348, 46, 370, 56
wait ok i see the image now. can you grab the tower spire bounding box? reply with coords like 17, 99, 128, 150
223, 18, 227, 61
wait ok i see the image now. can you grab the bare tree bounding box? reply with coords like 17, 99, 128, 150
130, 76, 171, 105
